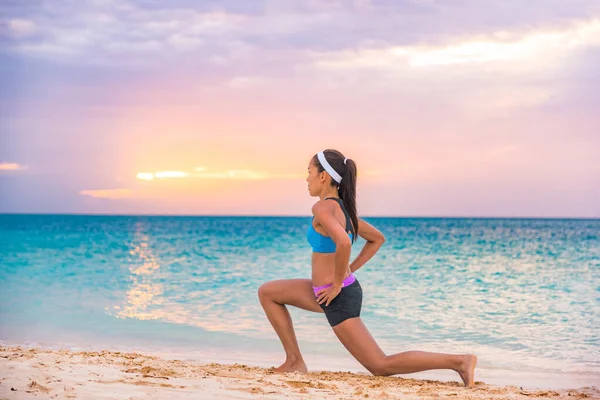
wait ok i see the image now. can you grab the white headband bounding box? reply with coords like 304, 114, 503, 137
317, 151, 343, 183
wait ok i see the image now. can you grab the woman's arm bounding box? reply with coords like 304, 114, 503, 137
349, 218, 385, 273
312, 201, 352, 288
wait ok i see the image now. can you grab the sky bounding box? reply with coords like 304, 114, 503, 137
1, 0, 599, 217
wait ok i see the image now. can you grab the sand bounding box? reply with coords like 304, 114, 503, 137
0, 346, 598, 400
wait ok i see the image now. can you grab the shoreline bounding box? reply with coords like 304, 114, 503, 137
3, 338, 597, 391
1, 346, 598, 400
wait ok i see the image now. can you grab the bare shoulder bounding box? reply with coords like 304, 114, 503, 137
311, 199, 336, 216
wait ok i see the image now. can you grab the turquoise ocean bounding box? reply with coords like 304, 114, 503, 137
1, 215, 598, 388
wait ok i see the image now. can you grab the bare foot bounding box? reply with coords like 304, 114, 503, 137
273, 358, 308, 373
456, 354, 477, 387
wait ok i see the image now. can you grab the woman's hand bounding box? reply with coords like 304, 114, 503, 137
316, 285, 342, 306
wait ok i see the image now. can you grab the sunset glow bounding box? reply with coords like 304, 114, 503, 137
1, 1, 598, 217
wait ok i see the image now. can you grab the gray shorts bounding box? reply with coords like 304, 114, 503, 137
319, 279, 362, 326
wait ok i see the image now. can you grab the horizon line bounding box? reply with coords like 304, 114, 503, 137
0, 212, 598, 220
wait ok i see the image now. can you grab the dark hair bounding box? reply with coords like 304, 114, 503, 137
312, 149, 359, 242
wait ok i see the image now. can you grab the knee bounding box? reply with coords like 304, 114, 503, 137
366, 357, 390, 377
369, 366, 388, 376
257, 282, 272, 302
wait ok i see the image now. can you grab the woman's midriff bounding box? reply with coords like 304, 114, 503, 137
311, 252, 352, 287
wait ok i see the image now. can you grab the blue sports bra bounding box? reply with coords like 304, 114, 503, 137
307, 198, 354, 253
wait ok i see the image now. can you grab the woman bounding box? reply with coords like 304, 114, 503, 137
258, 149, 477, 387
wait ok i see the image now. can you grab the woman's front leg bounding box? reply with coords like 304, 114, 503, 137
258, 278, 323, 372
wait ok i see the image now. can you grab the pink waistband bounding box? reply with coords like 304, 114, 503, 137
312, 274, 356, 296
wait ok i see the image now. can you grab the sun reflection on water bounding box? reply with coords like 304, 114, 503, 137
116, 223, 164, 320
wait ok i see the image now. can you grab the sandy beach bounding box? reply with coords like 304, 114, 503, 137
1, 346, 598, 400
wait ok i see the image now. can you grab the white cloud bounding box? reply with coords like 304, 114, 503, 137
167, 34, 203, 51
314, 18, 600, 70
137, 173, 155, 181
463, 86, 555, 113
4, 0, 599, 78
154, 171, 190, 179
136, 171, 190, 180
7, 19, 36, 38
410, 19, 600, 67
227, 76, 271, 88
5, 6, 241, 64
195, 170, 269, 179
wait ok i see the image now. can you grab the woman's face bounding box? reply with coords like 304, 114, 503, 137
306, 159, 323, 197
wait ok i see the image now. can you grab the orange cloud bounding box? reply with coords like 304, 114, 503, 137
0, 162, 26, 171
80, 189, 133, 199
137, 168, 303, 181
